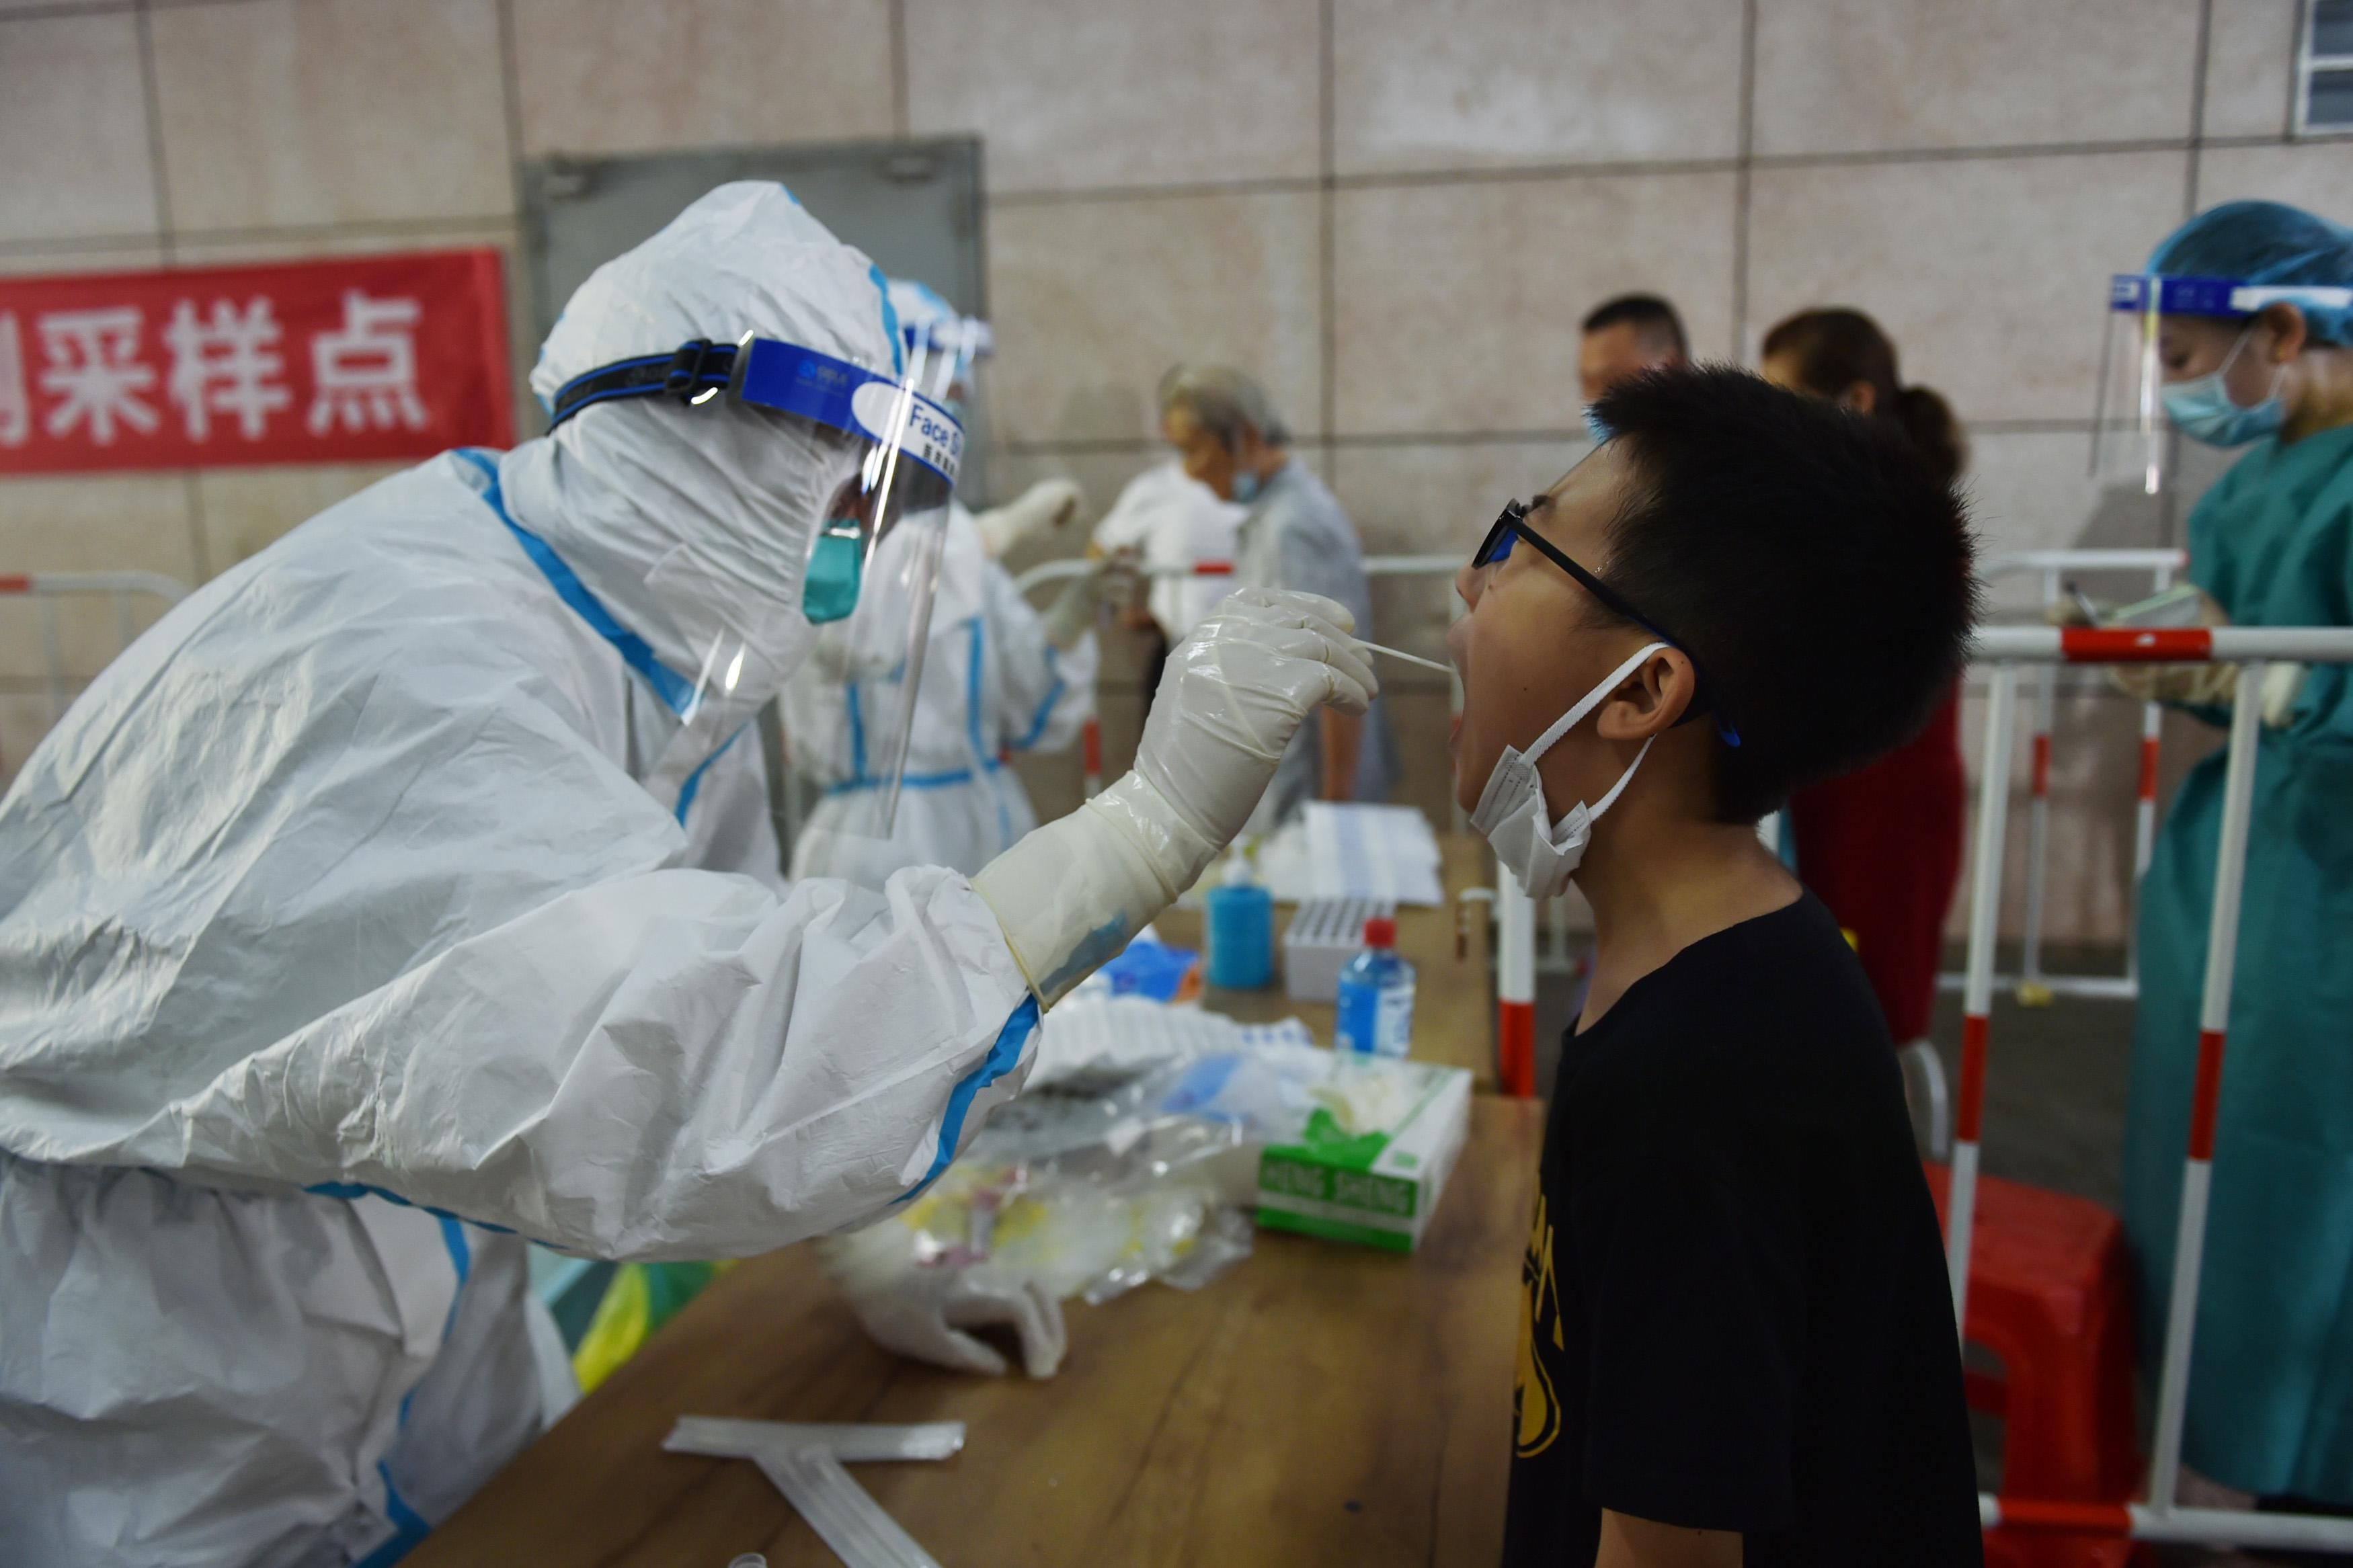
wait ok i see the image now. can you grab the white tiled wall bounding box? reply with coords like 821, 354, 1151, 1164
1751, 0, 2202, 155
1332, 171, 1742, 431
1745, 151, 2192, 425
1330, 0, 1747, 173
907, 0, 1322, 193
1, 0, 2348, 944
511, 0, 897, 157
148, 0, 514, 232
987, 190, 1325, 444
0, 12, 158, 246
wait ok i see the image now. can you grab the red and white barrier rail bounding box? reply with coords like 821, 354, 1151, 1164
1950, 550, 2184, 1005
1495, 862, 1539, 1098
1956, 624, 2353, 1553
1977, 1495, 2353, 1549
0, 570, 190, 728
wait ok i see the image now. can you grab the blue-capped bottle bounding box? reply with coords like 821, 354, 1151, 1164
1205, 849, 1275, 990
1334, 916, 1414, 1058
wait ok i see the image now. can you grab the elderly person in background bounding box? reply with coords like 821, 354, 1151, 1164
1159, 365, 1394, 821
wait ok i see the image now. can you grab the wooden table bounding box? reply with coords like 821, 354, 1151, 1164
409, 1095, 1544, 1568
1154, 830, 1498, 1089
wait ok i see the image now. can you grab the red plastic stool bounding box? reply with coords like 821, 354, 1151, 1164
1922, 1163, 2143, 1568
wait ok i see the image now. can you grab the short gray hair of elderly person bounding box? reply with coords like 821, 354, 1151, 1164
1157, 364, 1291, 450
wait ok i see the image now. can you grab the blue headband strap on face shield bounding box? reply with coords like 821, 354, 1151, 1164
2110, 273, 2353, 319
544, 335, 965, 496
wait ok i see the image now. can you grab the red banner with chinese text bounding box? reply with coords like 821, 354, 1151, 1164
0, 249, 513, 475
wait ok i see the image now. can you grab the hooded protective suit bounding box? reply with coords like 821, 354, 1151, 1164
0, 179, 1374, 1567
0, 186, 1039, 1567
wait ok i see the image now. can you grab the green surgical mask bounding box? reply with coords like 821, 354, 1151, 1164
801, 524, 864, 624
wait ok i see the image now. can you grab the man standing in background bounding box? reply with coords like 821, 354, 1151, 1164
1160, 364, 1394, 821
1579, 294, 1689, 405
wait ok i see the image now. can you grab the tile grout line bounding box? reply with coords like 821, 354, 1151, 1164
131, 0, 214, 581
889, 0, 908, 138
493, 0, 528, 218
2282, 0, 2305, 138
1318, 0, 1336, 454
997, 417, 2112, 459
2184, 0, 2214, 218
2165, 0, 2219, 552
130, 0, 174, 263
975, 130, 2352, 212
1730, 0, 1758, 360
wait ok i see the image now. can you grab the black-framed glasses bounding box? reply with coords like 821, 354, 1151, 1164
1472, 500, 1741, 746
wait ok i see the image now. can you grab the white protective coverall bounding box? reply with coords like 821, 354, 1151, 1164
1090, 460, 1246, 643
0, 188, 1041, 1567
0, 183, 1374, 1568
781, 502, 1099, 876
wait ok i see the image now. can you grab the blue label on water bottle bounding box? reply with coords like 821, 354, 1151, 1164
1337, 976, 1380, 1055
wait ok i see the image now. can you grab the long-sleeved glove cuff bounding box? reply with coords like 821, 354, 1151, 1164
973, 481, 1074, 559
1041, 571, 1103, 650
971, 771, 1218, 1007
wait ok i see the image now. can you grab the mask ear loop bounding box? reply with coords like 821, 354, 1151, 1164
1521, 641, 1670, 764
1586, 735, 1655, 817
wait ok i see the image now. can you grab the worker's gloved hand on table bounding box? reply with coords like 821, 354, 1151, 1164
974, 477, 1084, 559
973, 587, 1375, 1005
817, 1225, 1068, 1379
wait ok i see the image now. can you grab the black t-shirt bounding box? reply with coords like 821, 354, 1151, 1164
1502, 892, 1981, 1565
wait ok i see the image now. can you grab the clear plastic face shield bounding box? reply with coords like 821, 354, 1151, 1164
545, 333, 963, 844
2091, 274, 2350, 490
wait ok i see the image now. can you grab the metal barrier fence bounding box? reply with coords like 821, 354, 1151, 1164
1941, 548, 2186, 1005
1957, 623, 2353, 1551
0, 571, 191, 743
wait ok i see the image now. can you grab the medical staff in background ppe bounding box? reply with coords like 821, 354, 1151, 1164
1159, 364, 1396, 823
2116, 200, 2353, 1517
1090, 460, 1248, 704
0, 183, 1374, 1568
780, 280, 1102, 876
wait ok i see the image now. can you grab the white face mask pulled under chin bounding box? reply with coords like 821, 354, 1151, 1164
1470, 642, 1665, 900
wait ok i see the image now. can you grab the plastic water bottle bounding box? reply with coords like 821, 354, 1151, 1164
1334, 916, 1415, 1058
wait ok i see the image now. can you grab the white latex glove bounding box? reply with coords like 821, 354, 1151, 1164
2112, 661, 2240, 707
2113, 658, 2308, 725
973, 478, 1084, 559
974, 587, 1374, 1005
817, 1227, 1068, 1379
2109, 590, 2238, 708
1041, 558, 1108, 650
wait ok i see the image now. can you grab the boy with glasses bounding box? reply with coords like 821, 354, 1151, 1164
1455, 368, 1983, 1566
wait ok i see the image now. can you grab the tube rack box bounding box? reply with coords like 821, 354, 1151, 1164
1281, 896, 1396, 1003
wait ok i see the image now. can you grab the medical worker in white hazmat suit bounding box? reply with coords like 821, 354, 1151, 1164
0, 183, 1374, 1567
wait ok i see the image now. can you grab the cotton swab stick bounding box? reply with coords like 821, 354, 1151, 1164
1354, 638, 1453, 674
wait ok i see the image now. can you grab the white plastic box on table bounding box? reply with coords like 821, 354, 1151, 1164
1282, 896, 1395, 1003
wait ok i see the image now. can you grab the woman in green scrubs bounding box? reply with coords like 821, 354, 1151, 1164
2122, 200, 2353, 1520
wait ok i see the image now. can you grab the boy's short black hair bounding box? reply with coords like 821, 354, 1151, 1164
1579, 294, 1688, 360
1589, 365, 1979, 824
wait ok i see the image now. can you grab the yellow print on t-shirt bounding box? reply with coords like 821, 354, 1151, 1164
1515, 1191, 1563, 1458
